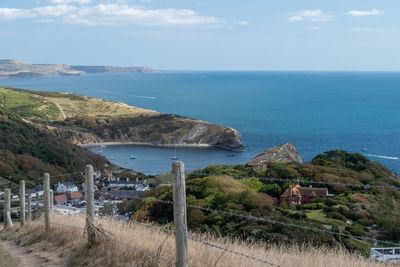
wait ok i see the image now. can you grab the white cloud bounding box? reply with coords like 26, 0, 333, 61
237, 20, 249, 25
34, 5, 78, 17
346, 9, 383, 17
50, 0, 92, 4
0, 8, 36, 19
288, 9, 332, 22
0, 3, 222, 26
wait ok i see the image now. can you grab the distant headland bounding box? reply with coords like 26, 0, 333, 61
0, 59, 156, 79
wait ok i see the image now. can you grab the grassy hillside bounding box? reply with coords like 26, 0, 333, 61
0, 86, 156, 120
0, 86, 245, 151
0, 87, 62, 120
123, 151, 400, 255
0, 105, 108, 189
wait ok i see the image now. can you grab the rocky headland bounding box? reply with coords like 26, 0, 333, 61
0, 87, 244, 151
0, 59, 155, 79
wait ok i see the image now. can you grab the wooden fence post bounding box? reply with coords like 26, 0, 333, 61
85, 165, 95, 246
4, 189, 12, 229
43, 173, 51, 232
27, 195, 32, 221
172, 161, 188, 267
50, 190, 54, 210
20, 181, 25, 226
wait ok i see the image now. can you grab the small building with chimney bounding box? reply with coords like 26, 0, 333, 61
280, 182, 329, 205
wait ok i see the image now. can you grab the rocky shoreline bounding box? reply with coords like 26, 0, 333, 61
79, 141, 213, 148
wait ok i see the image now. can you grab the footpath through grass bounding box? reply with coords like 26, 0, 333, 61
0, 242, 21, 267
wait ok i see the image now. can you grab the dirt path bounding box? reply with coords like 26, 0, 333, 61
1, 240, 48, 267
0, 224, 64, 267
54, 102, 66, 120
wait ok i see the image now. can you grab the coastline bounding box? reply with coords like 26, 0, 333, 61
78, 141, 214, 149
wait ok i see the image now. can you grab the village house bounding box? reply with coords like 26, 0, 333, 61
54, 206, 82, 215
280, 182, 329, 205
104, 172, 114, 180
54, 191, 84, 205
55, 182, 79, 193
108, 190, 139, 200
26, 185, 43, 198
81, 182, 98, 193
107, 178, 149, 192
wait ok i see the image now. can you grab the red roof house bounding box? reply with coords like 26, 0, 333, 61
280, 182, 328, 205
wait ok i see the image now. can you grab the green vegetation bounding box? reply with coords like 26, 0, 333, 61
0, 86, 153, 120
121, 150, 400, 255
0, 87, 61, 120
306, 209, 346, 226
146, 173, 173, 188
312, 150, 395, 177
0, 105, 108, 189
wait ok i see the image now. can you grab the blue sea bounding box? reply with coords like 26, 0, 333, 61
1, 71, 400, 174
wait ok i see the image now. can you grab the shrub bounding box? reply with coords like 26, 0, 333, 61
261, 183, 281, 198
326, 212, 346, 221
324, 198, 338, 207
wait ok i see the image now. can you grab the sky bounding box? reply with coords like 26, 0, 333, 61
0, 0, 399, 70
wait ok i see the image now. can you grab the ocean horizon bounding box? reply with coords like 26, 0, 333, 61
1, 71, 399, 174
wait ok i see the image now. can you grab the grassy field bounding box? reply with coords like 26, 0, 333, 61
0, 87, 61, 120
147, 173, 173, 187
306, 209, 347, 226
0, 242, 21, 267
0, 213, 386, 267
0, 86, 157, 120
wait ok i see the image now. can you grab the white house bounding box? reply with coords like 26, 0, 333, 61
54, 206, 82, 215
26, 185, 43, 198
55, 182, 79, 193
107, 178, 149, 192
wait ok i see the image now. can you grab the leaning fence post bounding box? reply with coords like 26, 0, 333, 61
172, 161, 188, 267
85, 165, 95, 246
20, 181, 26, 226
43, 173, 51, 232
4, 189, 12, 229
27, 195, 32, 221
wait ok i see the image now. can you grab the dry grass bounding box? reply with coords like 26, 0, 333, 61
1, 213, 387, 267
43, 95, 158, 118
0, 242, 21, 267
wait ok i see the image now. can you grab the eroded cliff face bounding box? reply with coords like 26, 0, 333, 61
247, 143, 302, 172
44, 114, 245, 151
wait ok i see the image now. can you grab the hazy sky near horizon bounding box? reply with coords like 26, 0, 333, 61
0, 0, 399, 70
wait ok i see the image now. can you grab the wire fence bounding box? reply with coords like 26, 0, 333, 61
3, 165, 400, 266
189, 172, 400, 190
29, 210, 280, 266
129, 195, 400, 247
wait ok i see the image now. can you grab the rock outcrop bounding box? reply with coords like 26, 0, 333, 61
247, 143, 302, 172
47, 114, 245, 151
